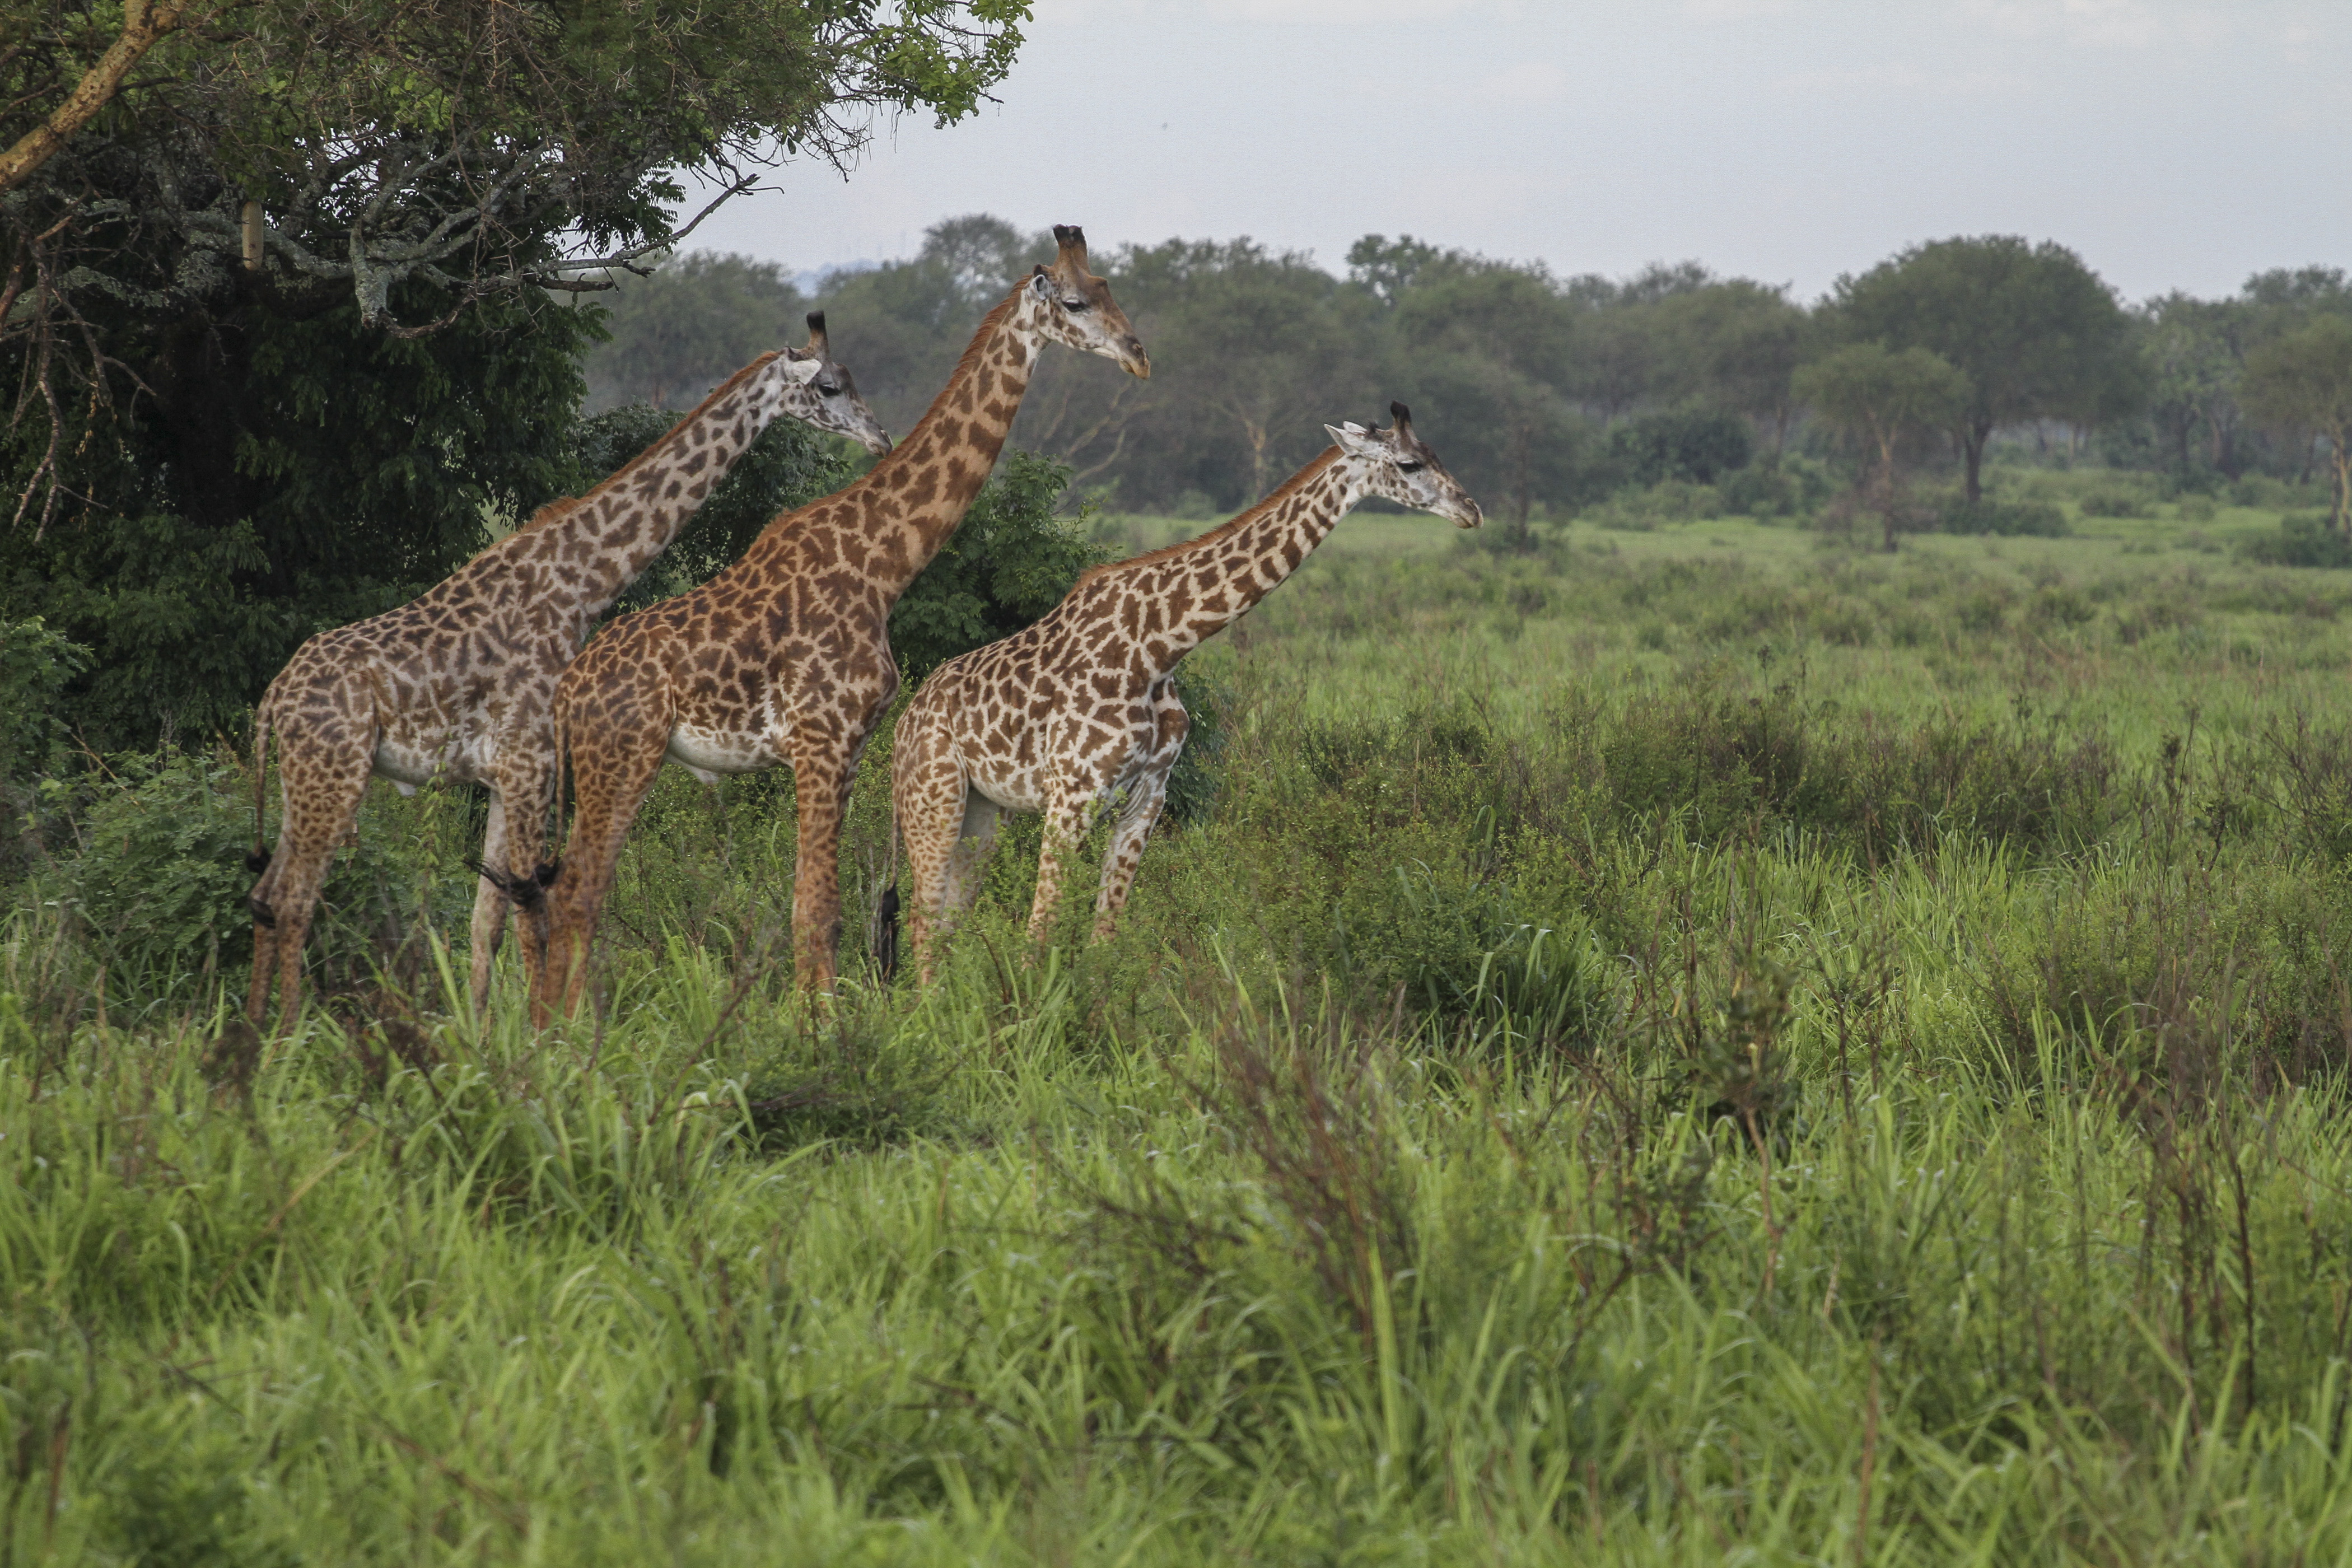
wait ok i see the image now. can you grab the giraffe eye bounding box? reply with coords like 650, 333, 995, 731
817, 380, 841, 396
1397, 460, 1425, 473
1062, 297, 1090, 311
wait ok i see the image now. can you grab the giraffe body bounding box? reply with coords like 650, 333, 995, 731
244, 323, 891, 1025
890, 406, 1481, 982
536, 227, 1148, 1018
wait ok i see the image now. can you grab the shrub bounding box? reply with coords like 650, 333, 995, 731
1720, 456, 1834, 520
2076, 486, 2156, 519
65, 752, 470, 1000
889, 450, 1109, 682
1940, 498, 2069, 537
2238, 514, 2352, 568
1581, 479, 1725, 531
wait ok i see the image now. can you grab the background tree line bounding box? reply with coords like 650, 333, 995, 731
589, 218, 2352, 544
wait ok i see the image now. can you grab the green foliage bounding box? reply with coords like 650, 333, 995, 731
1941, 497, 2070, 536
0, 616, 86, 790
585, 253, 813, 412
1580, 478, 1725, 530
1833, 235, 2145, 497
62, 752, 470, 1002
1720, 455, 1836, 519
2076, 483, 2158, 518
1, 286, 592, 749
1606, 407, 1753, 486
2242, 315, 2352, 529
889, 450, 1108, 682
14, 504, 2352, 1557
571, 403, 858, 613
2241, 514, 2352, 568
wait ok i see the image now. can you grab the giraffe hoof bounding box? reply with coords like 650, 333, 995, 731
248, 895, 277, 930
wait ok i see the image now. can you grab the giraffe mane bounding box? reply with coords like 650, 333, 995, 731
1074, 447, 1344, 589
510, 350, 788, 540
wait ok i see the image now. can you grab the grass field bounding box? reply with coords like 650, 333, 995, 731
11, 472, 2352, 1562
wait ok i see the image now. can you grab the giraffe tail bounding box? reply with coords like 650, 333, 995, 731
245, 696, 273, 878
870, 801, 901, 983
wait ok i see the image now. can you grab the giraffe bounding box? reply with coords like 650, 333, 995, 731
242, 316, 893, 1025
885, 405, 1481, 984
534, 225, 1148, 1020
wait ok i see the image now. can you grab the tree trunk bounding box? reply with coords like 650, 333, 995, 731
1510, 419, 1532, 549
2332, 429, 2350, 537
1963, 423, 1990, 505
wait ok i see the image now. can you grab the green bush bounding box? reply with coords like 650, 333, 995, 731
1720, 456, 1835, 520
2239, 514, 2352, 568
889, 450, 1109, 682
1940, 497, 2069, 536
2076, 486, 2156, 519
64, 753, 472, 1000
1580, 479, 1724, 531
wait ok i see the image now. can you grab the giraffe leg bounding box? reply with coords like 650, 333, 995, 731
475, 753, 556, 1017
1091, 777, 1168, 942
245, 741, 370, 1029
1026, 792, 1098, 948
500, 767, 555, 1015
895, 765, 970, 989
540, 734, 666, 1026
466, 791, 512, 1016
787, 752, 858, 993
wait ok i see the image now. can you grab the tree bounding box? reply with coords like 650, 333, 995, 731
2241, 316, 2352, 534
1835, 236, 2144, 503
3, 3, 1032, 744
1651, 281, 1816, 458
1140, 240, 1362, 504
585, 253, 808, 412
1392, 259, 1581, 543
1793, 343, 1970, 552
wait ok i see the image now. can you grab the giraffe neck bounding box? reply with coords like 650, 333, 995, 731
522, 353, 800, 620
735, 288, 1044, 598
1128, 450, 1363, 664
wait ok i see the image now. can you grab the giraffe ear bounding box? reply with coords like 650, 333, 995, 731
1029, 267, 1053, 297
1327, 422, 1378, 455
782, 352, 823, 384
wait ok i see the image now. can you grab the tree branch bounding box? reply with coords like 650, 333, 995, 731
0, 2, 231, 195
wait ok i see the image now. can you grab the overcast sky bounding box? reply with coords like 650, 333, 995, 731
679, 0, 2349, 304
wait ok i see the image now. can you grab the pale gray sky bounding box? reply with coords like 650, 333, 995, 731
682, 0, 2350, 304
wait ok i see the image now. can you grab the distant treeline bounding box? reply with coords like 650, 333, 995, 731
584, 217, 2352, 530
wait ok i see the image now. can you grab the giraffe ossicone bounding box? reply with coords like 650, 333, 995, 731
885, 403, 1481, 985
241, 319, 892, 1027
534, 223, 1149, 1021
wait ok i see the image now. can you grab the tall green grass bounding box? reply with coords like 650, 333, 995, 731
9, 504, 2352, 1561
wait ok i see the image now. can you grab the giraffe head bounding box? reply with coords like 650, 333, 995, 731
1021, 225, 1150, 378
1327, 403, 1483, 529
782, 312, 894, 455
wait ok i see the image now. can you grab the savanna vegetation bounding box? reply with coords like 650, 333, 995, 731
13, 21, 2352, 1556
10, 468, 2352, 1560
